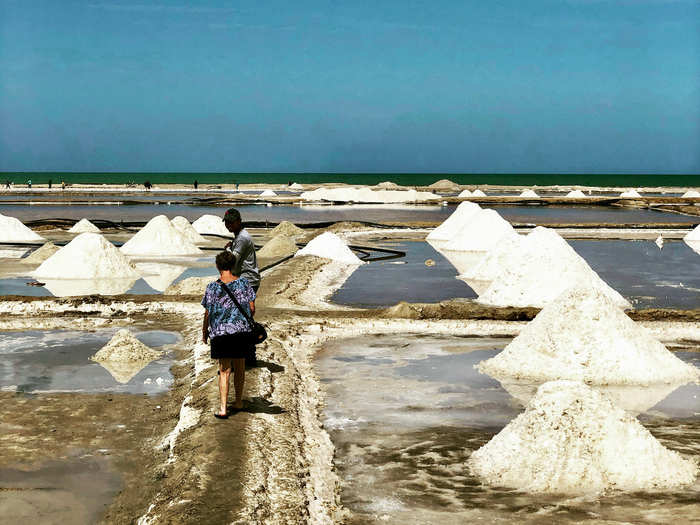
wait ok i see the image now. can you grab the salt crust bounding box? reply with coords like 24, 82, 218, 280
684, 224, 700, 241
300, 187, 439, 203
620, 189, 642, 198
443, 209, 516, 252
471, 189, 487, 197
520, 189, 539, 198
270, 221, 305, 238
120, 215, 201, 256
476, 227, 631, 309
468, 380, 697, 493
477, 285, 698, 385
34, 232, 139, 279
91, 329, 162, 363
458, 189, 472, 197
294, 232, 364, 264
68, 218, 101, 233
565, 190, 586, 198
191, 214, 232, 237
0, 213, 45, 243
22, 242, 59, 264
258, 234, 298, 258
170, 216, 207, 244
426, 201, 482, 242
682, 189, 700, 198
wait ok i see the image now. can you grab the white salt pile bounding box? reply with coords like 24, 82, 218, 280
520, 189, 539, 198
565, 190, 586, 198
121, 215, 201, 256
34, 233, 139, 279
294, 232, 364, 264
443, 209, 516, 253
684, 224, 700, 241
468, 381, 697, 494
620, 189, 642, 198
457, 234, 525, 293
0, 213, 45, 243
171, 216, 208, 244
477, 227, 631, 309
260, 189, 277, 197
458, 189, 472, 197
289, 182, 304, 190
134, 262, 187, 292
192, 214, 233, 237
426, 201, 482, 242
300, 187, 439, 203
271, 221, 305, 238
91, 329, 163, 383
68, 218, 100, 233
22, 242, 59, 264
258, 234, 298, 258
477, 285, 697, 384
471, 189, 486, 197
375, 181, 400, 190
428, 179, 460, 191
682, 189, 700, 198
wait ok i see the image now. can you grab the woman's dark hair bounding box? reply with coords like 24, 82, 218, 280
215, 251, 236, 273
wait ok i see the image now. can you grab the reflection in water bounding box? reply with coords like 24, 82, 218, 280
134, 262, 187, 292
427, 239, 486, 276
685, 239, 700, 256
0, 247, 30, 258
42, 278, 138, 297
96, 359, 152, 384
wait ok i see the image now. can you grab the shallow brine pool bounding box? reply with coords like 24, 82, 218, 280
316, 334, 700, 524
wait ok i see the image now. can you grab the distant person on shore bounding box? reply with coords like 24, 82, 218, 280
61, 180, 65, 190
4, 180, 10, 190
48, 179, 52, 189
201, 251, 256, 418
27, 179, 32, 189
144, 180, 152, 190
194, 180, 198, 190
235, 182, 239, 191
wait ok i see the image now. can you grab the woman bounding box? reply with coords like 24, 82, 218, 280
201, 251, 256, 419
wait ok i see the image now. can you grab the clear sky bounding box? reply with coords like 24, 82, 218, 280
1, 0, 699, 173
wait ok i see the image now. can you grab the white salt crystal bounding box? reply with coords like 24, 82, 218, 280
294, 232, 364, 264
120, 215, 201, 257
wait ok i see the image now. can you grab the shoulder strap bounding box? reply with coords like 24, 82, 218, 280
218, 279, 254, 329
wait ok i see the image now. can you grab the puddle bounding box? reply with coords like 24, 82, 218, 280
0, 455, 121, 524
317, 334, 700, 524
0, 329, 179, 394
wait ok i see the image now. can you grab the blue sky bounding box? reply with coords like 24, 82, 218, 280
1, 0, 699, 173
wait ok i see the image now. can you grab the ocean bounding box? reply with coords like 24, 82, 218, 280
1, 172, 698, 187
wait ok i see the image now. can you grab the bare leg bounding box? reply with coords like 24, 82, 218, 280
218, 358, 232, 415
232, 358, 246, 409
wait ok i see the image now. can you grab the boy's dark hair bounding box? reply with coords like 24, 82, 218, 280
216, 251, 236, 272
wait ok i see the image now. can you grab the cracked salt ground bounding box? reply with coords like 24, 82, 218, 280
316, 334, 700, 524
0, 329, 179, 394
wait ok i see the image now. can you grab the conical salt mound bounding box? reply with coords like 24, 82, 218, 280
684, 224, 700, 241
620, 189, 642, 198
426, 202, 482, 242
68, 218, 100, 233
23, 242, 59, 264
289, 182, 304, 190
271, 221, 305, 238
0, 214, 45, 243
682, 189, 700, 198
458, 189, 472, 197
375, 181, 399, 190
468, 381, 697, 494
120, 215, 201, 256
477, 227, 631, 309
91, 329, 162, 363
565, 190, 586, 198
471, 189, 486, 197
192, 214, 232, 237
260, 189, 277, 197
171, 216, 207, 244
34, 233, 139, 279
477, 285, 698, 385
520, 189, 539, 198
258, 234, 298, 258
428, 179, 460, 191
443, 209, 516, 252
295, 232, 364, 264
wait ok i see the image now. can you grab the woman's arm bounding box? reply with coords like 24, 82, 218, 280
202, 310, 209, 343
249, 300, 255, 317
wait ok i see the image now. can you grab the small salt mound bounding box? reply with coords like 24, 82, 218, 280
471, 189, 487, 197
428, 179, 460, 191
23, 242, 60, 264
260, 189, 277, 197
300, 187, 439, 203
270, 221, 305, 238
426, 202, 482, 242
468, 381, 697, 494
258, 234, 298, 258
620, 189, 642, 198
192, 214, 233, 237
0, 214, 45, 243
682, 189, 700, 198
120, 215, 201, 256
91, 329, 163, 363
684, 224, 700, 241
289, 182, 304, 190
375, 181, 400, 190
294, 232, 364, 264
458, 189, 472, 197
477, 227, 630, 309
478, 285, 698, 385
34, 233, 139, 279
565, 190, 586, 198
443, 209, 516, 252
171, 216, 208, 244
520, 189, 539, 198
68, 218, 100, 233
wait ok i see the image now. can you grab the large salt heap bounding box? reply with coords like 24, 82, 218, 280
34, 233, 139, 279
520, 189, 539, 198
171, 216, 208, 244
295, 232, 364, 264
426, 202, 482, 242
192, 214, 232, 237
468, 381, 697, 494
443, 209, 516, 253
565, 190, 586, 198
0, 213, 45, 243
620, 189, 642, 198
120, 215, 201, 256
477, 286, 698, 385
477, 227, 630, 309
68, 218, 100, 233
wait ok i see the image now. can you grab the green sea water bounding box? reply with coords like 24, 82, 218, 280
1, 172, 698, 187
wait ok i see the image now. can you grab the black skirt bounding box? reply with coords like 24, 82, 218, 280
210, 333, 253, 360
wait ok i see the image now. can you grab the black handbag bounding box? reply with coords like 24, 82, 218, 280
219, 280, 268, 345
